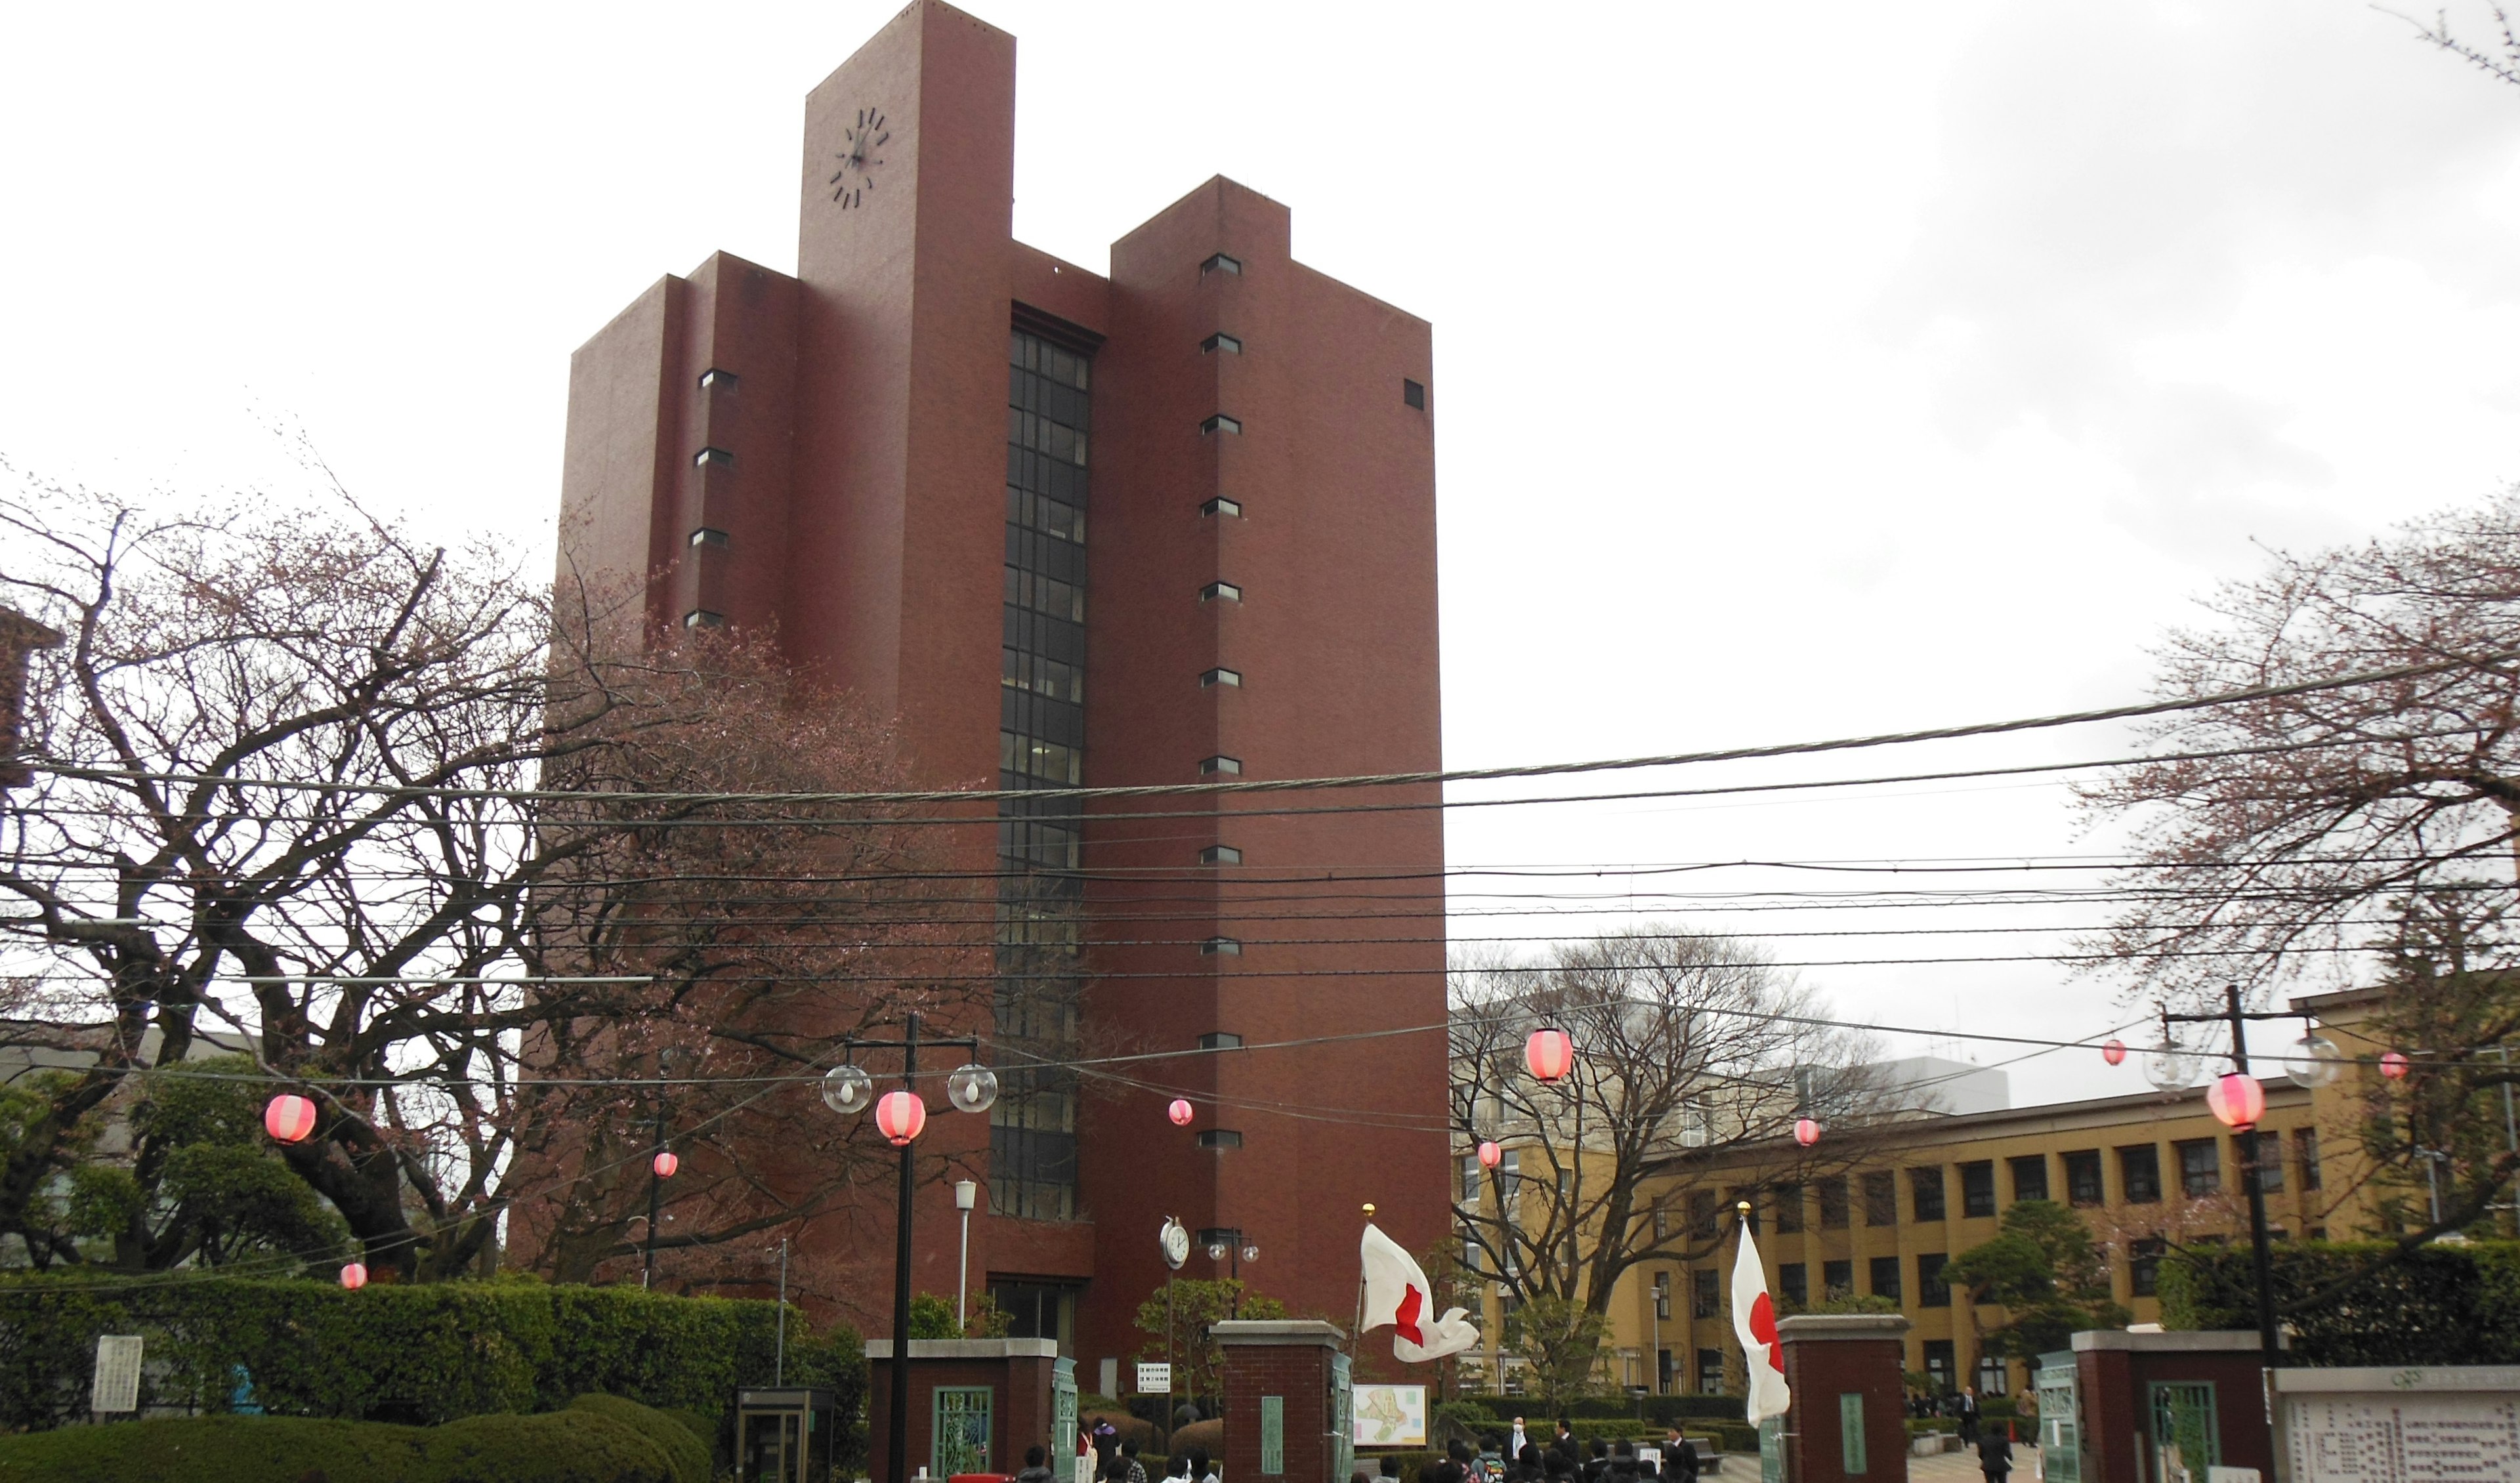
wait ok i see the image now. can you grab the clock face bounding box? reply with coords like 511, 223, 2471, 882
829, 106, 890, 209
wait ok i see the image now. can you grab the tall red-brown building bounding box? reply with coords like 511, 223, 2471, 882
556, 0, 1446, 1380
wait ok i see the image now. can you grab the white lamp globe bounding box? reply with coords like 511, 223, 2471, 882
820, 1064, 874, 1115
946, 1063, 999, 1114
2143, 1043, 2199, 1091
2287, 1034, 2345, 1089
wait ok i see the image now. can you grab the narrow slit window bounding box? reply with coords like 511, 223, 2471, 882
1196, 1130, 1244, 1149
1198, 1032, 1243, 1050
1200, 414, 1242, 436
1201, 253, 1242, 278
1200, 668, 1242, 688
1202, 497, 1243, 518
682, 610, 724, 629
1199, 755, 1242, 776
1202, 333, 1244, 354
1200, 581, 1242, 603
1199, 936, 1242, 956
694, 447, 734, 468
689, 528, 730, 549
1199, 845, 1242, 865
699, 368, 739, 391
1403, 378, 1426, 409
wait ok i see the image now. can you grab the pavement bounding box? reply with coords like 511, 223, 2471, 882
1909, 1444, 2039, 1483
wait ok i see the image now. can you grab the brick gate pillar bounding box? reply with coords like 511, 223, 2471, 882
1778, 1314, 1912, 1483
1216, 1320, 1349, 1483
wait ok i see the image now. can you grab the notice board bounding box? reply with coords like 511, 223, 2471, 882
2273, 1366, 2520, 1483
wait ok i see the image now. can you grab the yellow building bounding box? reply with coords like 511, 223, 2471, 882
1460, 986, 2441, 1401
1608, 1075, 2335, 1400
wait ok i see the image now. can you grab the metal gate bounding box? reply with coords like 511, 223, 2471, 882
1053, 1360, 1078, 1464
1329, 1350, 1353, 1483
2036, 1354, 2079, 1483
933, 1385, 994, 1478
2148, 1381, 2218, 1483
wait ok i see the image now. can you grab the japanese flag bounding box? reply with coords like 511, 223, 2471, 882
1359, 1223, 1480, 1363
1729, 1217, 1792, 1424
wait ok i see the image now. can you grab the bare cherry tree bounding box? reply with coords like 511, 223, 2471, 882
1450, 928, 1897, 1394
0, 474, 966, 1283
2078, 493, 2520, 1261
2078, 493, 2520, 1009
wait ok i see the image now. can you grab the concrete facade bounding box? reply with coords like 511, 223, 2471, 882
555, 0, 1447, 1377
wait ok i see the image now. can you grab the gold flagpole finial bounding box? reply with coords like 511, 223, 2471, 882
1736, 1201, 1752, 1213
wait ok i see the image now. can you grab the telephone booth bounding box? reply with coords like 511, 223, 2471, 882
738, 1386, 837, 1483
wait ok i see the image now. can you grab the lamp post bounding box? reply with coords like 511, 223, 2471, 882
2169, 987, 2282, 1369
1524, 1026, 1584, 1286
644, 1048, 682, 1290
821, 1011, 999, 1483
955, 1179, 980, 1331
1206, 1236, 1261, 1316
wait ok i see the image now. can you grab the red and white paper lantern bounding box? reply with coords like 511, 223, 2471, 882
264, 1094, 317, 1144
874, 1090, 927, 1146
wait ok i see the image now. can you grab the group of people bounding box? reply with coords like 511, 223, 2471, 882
1349, 1417, 1703, 1483
1904, 1387, 2021, 1483
1013, 1419, 1223, 1483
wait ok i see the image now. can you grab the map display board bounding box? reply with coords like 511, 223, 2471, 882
1352, 1385, 1429, 1448
2275, 1368, 2520, 1483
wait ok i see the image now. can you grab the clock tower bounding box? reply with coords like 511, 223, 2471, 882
555, 0, 1448, 1385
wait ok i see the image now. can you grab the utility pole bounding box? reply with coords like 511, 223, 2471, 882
643, 1083, 669, 1289
2165, 989, 2282, 1369
2224, 985, 2281, 1370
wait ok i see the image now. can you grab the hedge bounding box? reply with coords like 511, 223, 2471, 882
0, 1272, 866, 1450
1441, 1396, 1745, 1427
2159, 1240, 2520, 1366
0, 1394, 706, 1483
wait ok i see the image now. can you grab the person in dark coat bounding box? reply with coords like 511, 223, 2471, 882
1582, 1440, 1611, 1483
1978, 1422, 2015, 1483
1957, 1387, 1983, 1448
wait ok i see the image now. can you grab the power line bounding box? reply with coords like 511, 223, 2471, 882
30, 646, 2517, 808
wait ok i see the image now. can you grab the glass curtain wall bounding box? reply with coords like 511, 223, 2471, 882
994, 328, 1089, 1220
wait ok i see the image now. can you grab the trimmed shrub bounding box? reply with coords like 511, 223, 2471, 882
1086, 1410, 1160, 1452
0, 1398, 704, 1483
1171, 1417, 1225, 1459
568, 1394, 711, 1483
1438, 1396, 1746, 1431
2159, 1240, 2520, 1365
0, 1272, 864, 1446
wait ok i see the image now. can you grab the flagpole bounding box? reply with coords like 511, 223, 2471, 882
1353, 1203, 1375, 1358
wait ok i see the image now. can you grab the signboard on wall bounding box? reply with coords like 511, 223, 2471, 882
1137, 1364, 1173, 1396
1352, 1385, 1428, 1447
2274, 1367, 2520, 1483
92, 1335, 143, 1413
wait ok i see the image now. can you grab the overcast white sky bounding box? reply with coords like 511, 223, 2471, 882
6, 0, 2517, 1106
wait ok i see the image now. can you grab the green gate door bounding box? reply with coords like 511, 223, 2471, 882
2035, 1353, 2078, 1483
1329, 1350, 1353, 1483
2147, 1382, 2217, 1483
933, 1386, 994, 1478
1053, 1359, 1078, 1464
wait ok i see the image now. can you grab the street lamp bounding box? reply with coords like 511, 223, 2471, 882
1521, 1024, 1584, 1282
2168, 988, 2284, 1369
824, 1012, 997, 1483
1208, 1236, 1261, 1316
955, 1179, 980, 1331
